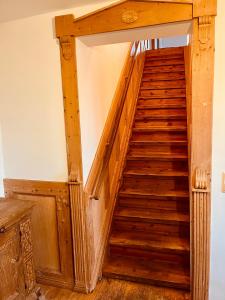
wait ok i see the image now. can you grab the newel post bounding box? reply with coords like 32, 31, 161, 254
191, 15, 215, 300
56, 15, 92, 293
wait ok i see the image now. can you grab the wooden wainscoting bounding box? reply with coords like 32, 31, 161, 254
4, 179, 74, 289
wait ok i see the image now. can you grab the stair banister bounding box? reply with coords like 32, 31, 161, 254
85, 41, 144, 201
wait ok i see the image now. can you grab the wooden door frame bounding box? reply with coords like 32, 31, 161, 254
55, 0, 217, 298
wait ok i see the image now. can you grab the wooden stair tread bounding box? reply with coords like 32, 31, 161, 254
114, 207, 190, 223
124, 169, 188, 177
103, 256, 190, 290
137, 103, 186, 109
119, 190, 189, 198
110, 231, 190, 252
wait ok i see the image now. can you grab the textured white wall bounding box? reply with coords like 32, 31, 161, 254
209, 1, 225, 299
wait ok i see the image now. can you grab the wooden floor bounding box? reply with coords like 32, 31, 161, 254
40, 279, 190, 300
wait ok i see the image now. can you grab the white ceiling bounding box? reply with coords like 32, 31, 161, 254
79, 21, 192, 46
0, 0, 107, 23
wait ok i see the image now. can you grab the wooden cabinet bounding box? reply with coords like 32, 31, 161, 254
0, 199, 36, 300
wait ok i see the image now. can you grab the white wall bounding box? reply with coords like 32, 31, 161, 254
0, 0, 124, 192
210, 1, 225, 299
76, 40, 130, 181
159, 35, 188, 48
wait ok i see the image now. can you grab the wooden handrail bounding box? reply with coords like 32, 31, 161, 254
85, 41, 145, 200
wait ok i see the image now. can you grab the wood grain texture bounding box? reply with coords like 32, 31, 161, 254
189, 17, 215, 300
55, 1, 193, 38
193, 0, 217, 17
40, 279, 190, 300
103, 47, 190, 290
3, 179, 74, 290
0, 199, 36, 299
59, 33, 83, 182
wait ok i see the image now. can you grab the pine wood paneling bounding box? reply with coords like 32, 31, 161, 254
3, 179, 74, 289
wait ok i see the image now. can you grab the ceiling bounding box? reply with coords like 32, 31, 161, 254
80, 21, 192, 46
0, 0, 108, 23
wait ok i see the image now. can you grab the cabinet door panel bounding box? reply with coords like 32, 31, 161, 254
0, 227, 25, 300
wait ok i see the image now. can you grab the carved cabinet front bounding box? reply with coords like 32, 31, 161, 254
0, 199, 36, 300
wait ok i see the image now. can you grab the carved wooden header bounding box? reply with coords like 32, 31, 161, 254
55, 0, 193, 38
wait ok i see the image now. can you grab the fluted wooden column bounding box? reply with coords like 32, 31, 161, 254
190, 16, 215, 300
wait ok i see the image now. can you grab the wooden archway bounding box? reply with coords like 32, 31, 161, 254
55, 1, 216, 298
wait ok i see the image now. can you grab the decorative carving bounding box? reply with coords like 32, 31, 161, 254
198, 16, 212, 49
20, 218, 36, 294
23, 257, 36, 294
60, 36, 73, 60
0, 228, 26, 299
194, 168, 209, 190
121, 10, 138, 24
20, 218, 33, 256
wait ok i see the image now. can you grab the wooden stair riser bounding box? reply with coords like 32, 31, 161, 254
138, 98, 186, 107
103, 255, 190, 290
122, 177, 189, 194
109, 246, 190, 265
139, 89, 186, 99
134, 119, 187, 128
136, 108, 186, 118
103, 271, 190, 291
113, 220, 190, 238
125, 160, 188, 172
144, 65, 185, 74
145, 47, 184, 58
144, 59, 184, 67
145, 54, 184, 62
131, 131, 187, 142
118, 197, 189, 212
128, 144, 188, 155
142, 72, 185, 81
141, 80, 186, 90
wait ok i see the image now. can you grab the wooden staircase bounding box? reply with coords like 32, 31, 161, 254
103, 47, 190, 290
